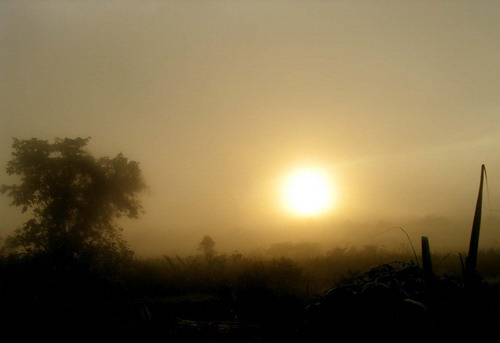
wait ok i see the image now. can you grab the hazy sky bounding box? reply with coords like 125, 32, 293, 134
2, 1, 500, 256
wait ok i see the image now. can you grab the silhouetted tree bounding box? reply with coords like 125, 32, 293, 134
198, 235, 216, 261
0, 137, 145, 267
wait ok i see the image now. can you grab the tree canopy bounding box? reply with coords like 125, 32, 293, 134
0, 137, 145, 266
198, 235, 216, 261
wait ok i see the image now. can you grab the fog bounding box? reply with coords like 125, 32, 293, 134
2, 1, 500, 257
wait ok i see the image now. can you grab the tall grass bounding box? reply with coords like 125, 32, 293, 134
465, 164, 485, 291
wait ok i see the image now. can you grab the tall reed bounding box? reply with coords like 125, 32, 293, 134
421, 236, 433, 282
465, 164, 485, 290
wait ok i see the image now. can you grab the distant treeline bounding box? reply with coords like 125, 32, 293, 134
130, 244, 500, 299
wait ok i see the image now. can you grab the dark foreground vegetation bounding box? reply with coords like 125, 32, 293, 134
1, 139, 499, 340
1, 246, 500, 340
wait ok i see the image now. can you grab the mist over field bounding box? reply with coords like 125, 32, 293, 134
123, 213, 500, 257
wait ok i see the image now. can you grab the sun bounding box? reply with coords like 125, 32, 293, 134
281, 168, 335, 217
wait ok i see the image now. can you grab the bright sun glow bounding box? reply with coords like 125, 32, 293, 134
282, 168, 335, 217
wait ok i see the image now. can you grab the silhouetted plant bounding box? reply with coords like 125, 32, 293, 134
421, 236, 435, 293
465, 164, 486, 291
